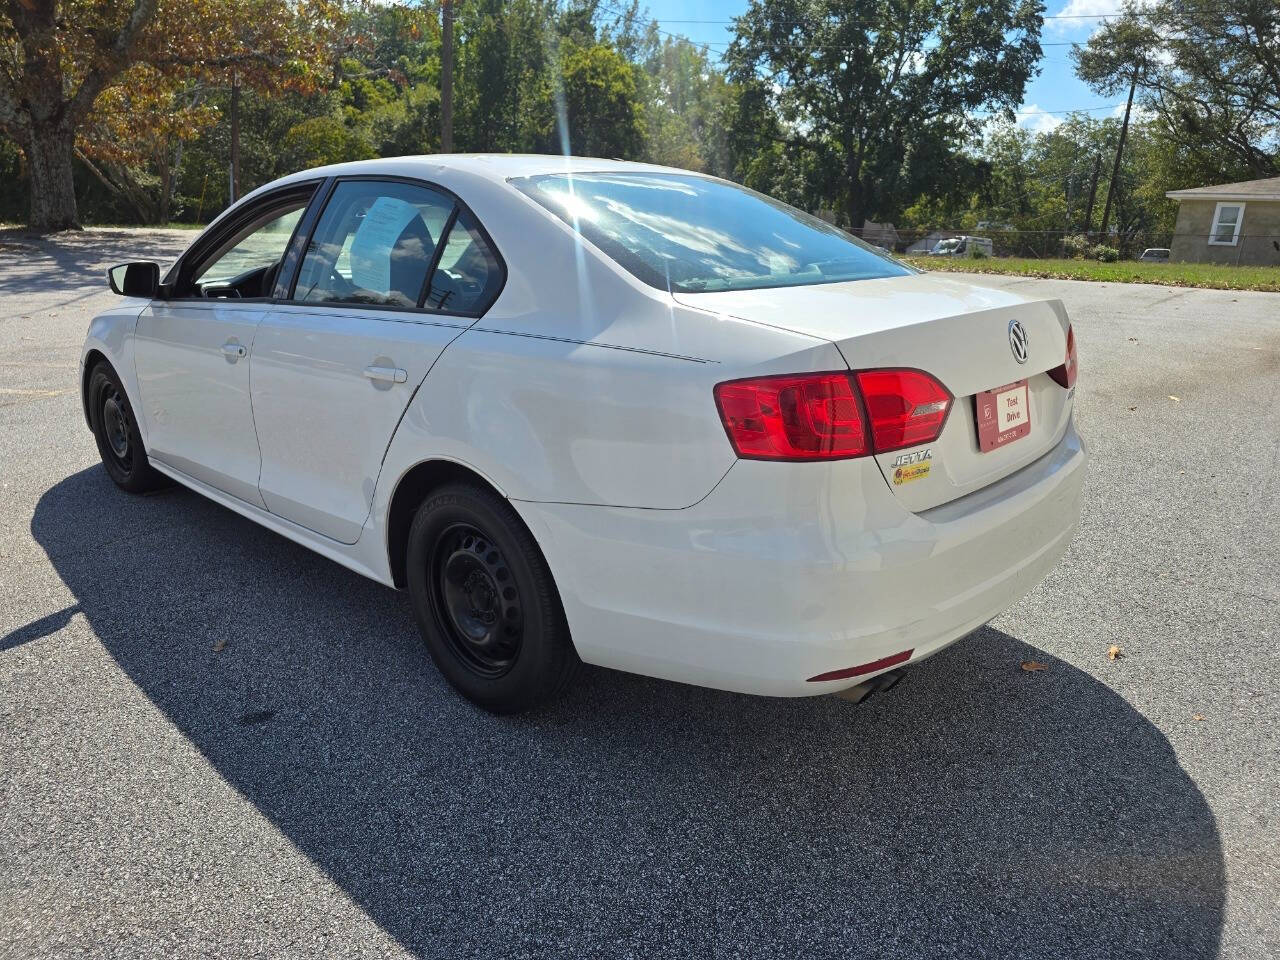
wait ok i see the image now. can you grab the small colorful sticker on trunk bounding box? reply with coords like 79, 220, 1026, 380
893, 462, 931, 485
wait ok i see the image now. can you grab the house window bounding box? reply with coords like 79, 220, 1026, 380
1208, 202, 1245, 245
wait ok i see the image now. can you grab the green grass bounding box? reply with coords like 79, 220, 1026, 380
902, 255, 1280, 292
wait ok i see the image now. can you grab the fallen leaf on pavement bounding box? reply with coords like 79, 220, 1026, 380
1193, 714, 1205, 722
212, 638, 227, 652
1107, 644, 1122, 660
1021, 660, 1048, 672
1168, 395, 1181, 402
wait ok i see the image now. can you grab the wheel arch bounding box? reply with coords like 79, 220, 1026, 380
81, 348, 111, 429
385, 458, 514, 589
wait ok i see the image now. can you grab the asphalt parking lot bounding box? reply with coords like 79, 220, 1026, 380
1, 229, 1277, 959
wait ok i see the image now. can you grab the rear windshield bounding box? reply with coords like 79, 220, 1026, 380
510, 172, 912, 294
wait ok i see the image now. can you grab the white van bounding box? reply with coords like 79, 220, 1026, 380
930, 236, 994, 258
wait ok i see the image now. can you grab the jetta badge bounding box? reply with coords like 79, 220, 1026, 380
1008, 319, 1029, 364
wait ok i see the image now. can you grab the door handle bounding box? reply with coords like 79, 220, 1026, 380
363, 364, 408, 384
221, 341, 247, 359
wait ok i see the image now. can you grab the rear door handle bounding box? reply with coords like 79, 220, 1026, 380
363, 364, 408, 384
221, 341, 247, 359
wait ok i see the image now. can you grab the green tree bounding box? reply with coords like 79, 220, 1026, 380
637, 37, 733, 175
281, 115, 376, 170
546, 42, 643, 158
1074, 1, 1279, 181
725, 0, 1044, 228
455, 0, 558, 151
944, 113, 1175, 253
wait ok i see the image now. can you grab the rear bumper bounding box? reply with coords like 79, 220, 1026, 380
516, 418, 1087, 697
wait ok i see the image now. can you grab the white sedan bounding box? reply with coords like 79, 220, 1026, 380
82, 156, 1085, 712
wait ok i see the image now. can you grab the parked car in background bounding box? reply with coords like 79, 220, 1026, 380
82, 156, 1085, 713
930, 235, 994, 258
1139, 248, 1171, 262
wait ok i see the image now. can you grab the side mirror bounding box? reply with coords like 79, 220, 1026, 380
108, 261, 160, 298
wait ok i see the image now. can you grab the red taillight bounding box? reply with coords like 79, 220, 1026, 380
714, 372, 869, 460
713, 368, 952, 461
855, 369, 954, 453
1048, 324, 1077, 388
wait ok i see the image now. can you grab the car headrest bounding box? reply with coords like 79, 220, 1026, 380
389, 215, 433, 306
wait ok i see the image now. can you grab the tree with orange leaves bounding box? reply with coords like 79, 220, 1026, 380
0, 0, 345, 230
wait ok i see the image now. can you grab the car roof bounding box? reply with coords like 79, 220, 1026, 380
268, 154, 699, 190
201, 155, 727, 257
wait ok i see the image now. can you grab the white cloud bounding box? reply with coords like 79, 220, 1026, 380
1018, 104, 1064, 134
1048, 0, 1156, 35
1111, 101, 1154, 121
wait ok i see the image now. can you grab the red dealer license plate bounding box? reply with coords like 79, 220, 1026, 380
975, 379, 1031, 452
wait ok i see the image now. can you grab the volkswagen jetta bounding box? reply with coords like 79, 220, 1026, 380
82, 155, 1086, 712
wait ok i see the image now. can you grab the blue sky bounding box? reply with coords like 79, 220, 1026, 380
635, 0, 1128, 133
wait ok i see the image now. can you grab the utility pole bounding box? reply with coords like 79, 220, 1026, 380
1063, 175, 1072, 234
1099, 71, 1137, 239
1083, 152, 1102, 237
229, 71, 241, 204
440, 0, 454, 152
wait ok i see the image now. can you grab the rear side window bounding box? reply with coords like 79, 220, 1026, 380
511, 172, 912, 293
293, 180, 454, 308
424, 208, 503, 314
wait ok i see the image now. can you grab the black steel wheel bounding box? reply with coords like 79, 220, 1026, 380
88, 362, 167, 493
406, 481, 578, 713
431, 522, 524, 677
100, 382, 134, 470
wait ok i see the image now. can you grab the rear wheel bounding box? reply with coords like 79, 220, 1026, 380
88, 362, 168, 493
406, 482, 578, 713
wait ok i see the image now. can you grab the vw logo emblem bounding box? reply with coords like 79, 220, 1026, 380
1008, 320, 1029, 364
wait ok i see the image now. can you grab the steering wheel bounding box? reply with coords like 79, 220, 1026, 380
202, 264, 269, 299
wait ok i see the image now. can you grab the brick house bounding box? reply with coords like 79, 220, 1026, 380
1165, 176, 1280, 265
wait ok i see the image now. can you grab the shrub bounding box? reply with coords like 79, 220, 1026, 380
971, 247, 989, 259
1093, 244, 1120, 262
1062, 234, 1091, 259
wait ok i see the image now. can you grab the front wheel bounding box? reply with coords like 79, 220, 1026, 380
406, 482, 578, 713
87, 362, 168, 494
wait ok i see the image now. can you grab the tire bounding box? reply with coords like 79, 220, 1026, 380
406, 481, 579, 713
87, 362, 168, 494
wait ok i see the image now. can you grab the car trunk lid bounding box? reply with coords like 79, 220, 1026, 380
675, 273, 1075, 511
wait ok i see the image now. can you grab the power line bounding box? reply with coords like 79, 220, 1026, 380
691, 39, 1089, 46
598, 1, 1149, 49
646, 12, 1149, 23
977, 104, 1123, 116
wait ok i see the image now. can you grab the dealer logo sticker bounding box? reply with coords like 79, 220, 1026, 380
893, 463, 930, 485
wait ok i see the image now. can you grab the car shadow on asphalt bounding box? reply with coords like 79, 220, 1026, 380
30, 467, 1225, 959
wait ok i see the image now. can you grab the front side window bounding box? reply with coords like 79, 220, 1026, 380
511, 172, 912, 294
1209, 202, 1244, 245
190, 203, 307, 297
293, 180, 455, 307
